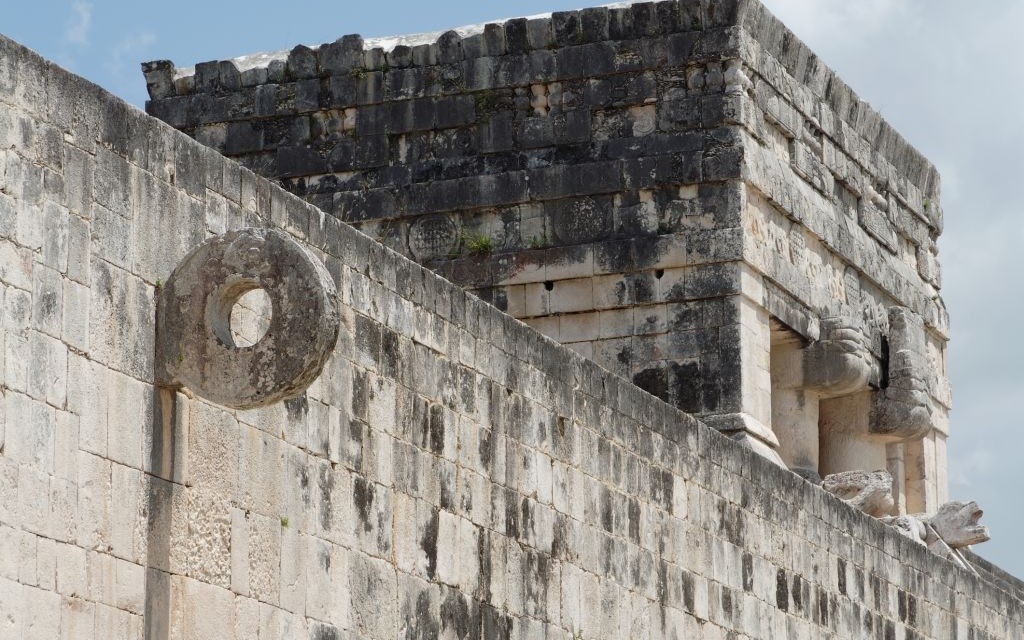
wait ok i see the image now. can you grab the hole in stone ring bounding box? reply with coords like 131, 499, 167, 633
207, 278, 273, 348
231, 288, 273, 347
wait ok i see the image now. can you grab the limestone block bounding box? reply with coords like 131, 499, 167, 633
88, 259, 154, 380
114, 558, 144, 615
62, 278, 90, 352
24, 584, 60, 638
186, 401, 239, 499
106, 369, 149, 470
109, 464, 142, 560
0, 577, 25, 637
350, 553, 397, 640
181, 578, 235, 640
60, 593, 95, 640
247, 513, 282, 605
156, 228, 339, 410
0, 238, 32, 292
6, 392, 54, 472
278, 526, 306, 614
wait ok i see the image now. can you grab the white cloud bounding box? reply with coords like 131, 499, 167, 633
760, 0, 906, 46
106, 31, 156, 76
64, 1, 93, 47
949, 447, 994, 490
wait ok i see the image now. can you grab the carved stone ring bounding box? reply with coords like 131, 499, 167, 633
156, 228, 340, 409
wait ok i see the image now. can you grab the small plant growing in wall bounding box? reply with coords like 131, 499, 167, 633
280, 515, 289, 528
463, 232, 494, 255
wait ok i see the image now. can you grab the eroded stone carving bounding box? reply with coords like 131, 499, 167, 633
871, 307, 932, 440
880, 501, 990, 574
822, 470, 894, 517
803, 317, 874, 397
924, 500, 991, 549
156, 228, 340, 409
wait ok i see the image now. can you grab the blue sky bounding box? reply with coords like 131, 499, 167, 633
5, 1, 1023, 576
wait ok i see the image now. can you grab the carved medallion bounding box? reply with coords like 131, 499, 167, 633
408, 214, 459, 261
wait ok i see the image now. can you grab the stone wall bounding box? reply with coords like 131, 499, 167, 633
1, 31, 1020, 640
143, 0, 952, 513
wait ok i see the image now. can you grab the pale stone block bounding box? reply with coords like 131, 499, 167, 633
60, 594, 96, 640
70, 357, 108, 457
558, 311, 599, 342
85, 551, 115, 608
366, 373, 398, 437
599, 307, 634, 339
435, 510, 460, 587
457, 517, 480, 594
45, 333, 67, 409
0, 238, 32, 291
559, 562, 582, 635
349, 553, 397, 640
3, 321, 30, 397
0, 577, 24, 637
186, 400, 239, 499
522, 315, 559, 340
109, 464, 141, 560
181, 578, 235, 640
62, 278, 90, 352
18, 464, 50, 536
77, 451, 112, 551
32, 263, 63, 338
237, 424, 283, 516
16, 200, 44, 255
114, 558, 144, 615
93, 602, 139, 640
53, 409, 79, 482
65, 214, 90, 285
41, 200, 69, 274
549, 278, 594, 314
56, 542, 88, 598
545, 249, 594, 281
24, 584, 60, 639
233, 596, 260, 640
6, 392, 54, 472
230, 508, 250, 596
34, 535, 55, 591
278, 526, 306, 614
17, 528, 37, 586
49, 476, 78, 544
523, 282, 550, 317
303, 536, 331, 620
305, 398, 329, 457
0, 524, 22, 581
504, 284, 527, 317
106, 369, 150, 471
179, 494, 231, 589
392, 494, 429, 578
248, 513, 281, 605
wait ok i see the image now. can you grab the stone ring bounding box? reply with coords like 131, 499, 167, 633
156, 227, 339, 409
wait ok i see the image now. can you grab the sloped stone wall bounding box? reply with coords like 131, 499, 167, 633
0, 32, 1020, 640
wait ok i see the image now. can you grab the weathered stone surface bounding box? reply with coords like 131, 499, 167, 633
923, 500, 991, 549
803, 318, 874, 397
156, 228, 340, 409
0, 3, 1018, 639
822, 469, 894, 517
871, 306, 933, 441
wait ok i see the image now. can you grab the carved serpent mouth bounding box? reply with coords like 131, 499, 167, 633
964, 506, 989, 537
